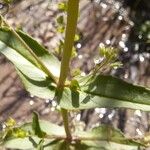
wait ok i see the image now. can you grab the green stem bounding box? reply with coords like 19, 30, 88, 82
61, 108, 72, 140
58, 0, 79, 88
56, 0, 79, 140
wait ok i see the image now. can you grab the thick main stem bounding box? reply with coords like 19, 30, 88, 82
58, 0, 79, 88
57, 0, 79, 140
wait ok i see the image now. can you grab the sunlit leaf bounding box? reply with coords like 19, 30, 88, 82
1, 122, 145, 150
22, 121, 65, 138
5, 118, 16, 127
17, 30, 60, 78
0, 27, 60, 78
80, 141, 140, 150
2, 121, 65, 149
74, 125, 143, 150
58, 2, 67, 11
59, 75, 150, 111
0, 27, 60, 99
3, 137, 39, 149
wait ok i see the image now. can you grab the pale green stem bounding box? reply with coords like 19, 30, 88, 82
58, 0, 79, 88
56, 0, 79, 140
61, 108, 72, 140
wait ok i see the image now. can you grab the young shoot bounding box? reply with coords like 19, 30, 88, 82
93, 46, 122, 74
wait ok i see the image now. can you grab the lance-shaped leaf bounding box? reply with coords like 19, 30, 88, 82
0, 27, 60, 99
74, 125, 144, 150
78, 141, 140, 150
2, 123, 144, 150
17, 30, 60, 78
81, 75, 150, 105
16, 69, 56, 99
0, 27, 60, 78
1, 121, 65, 149
59, 75, 150, 111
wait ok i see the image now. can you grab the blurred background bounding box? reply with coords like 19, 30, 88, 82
0, 0, 150, 147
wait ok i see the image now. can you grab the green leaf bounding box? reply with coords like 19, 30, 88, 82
2, 121, 65, 149
82, 75, 150, 106
70, 79, 80, 91
0, 27, 60, 79
5, 118, 16, 127
17, 30, 60, 78
1, 123, 144, 150
76, 125, 141, 145
58, 75, 150, 111
3, 137, 39, 149
0, 28, 40, 70
17, 69, 56, 99
32, 112, 46, 138
79, 141, 140, 150
58, 2, 67, 11
74, 125, 143, 150
2, 0, 13, 4
0, 41, 46, 81
23, 121, 65, 137
3, 137, 60, 150
45, 140, 70, 150
0, 27, 60, 99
